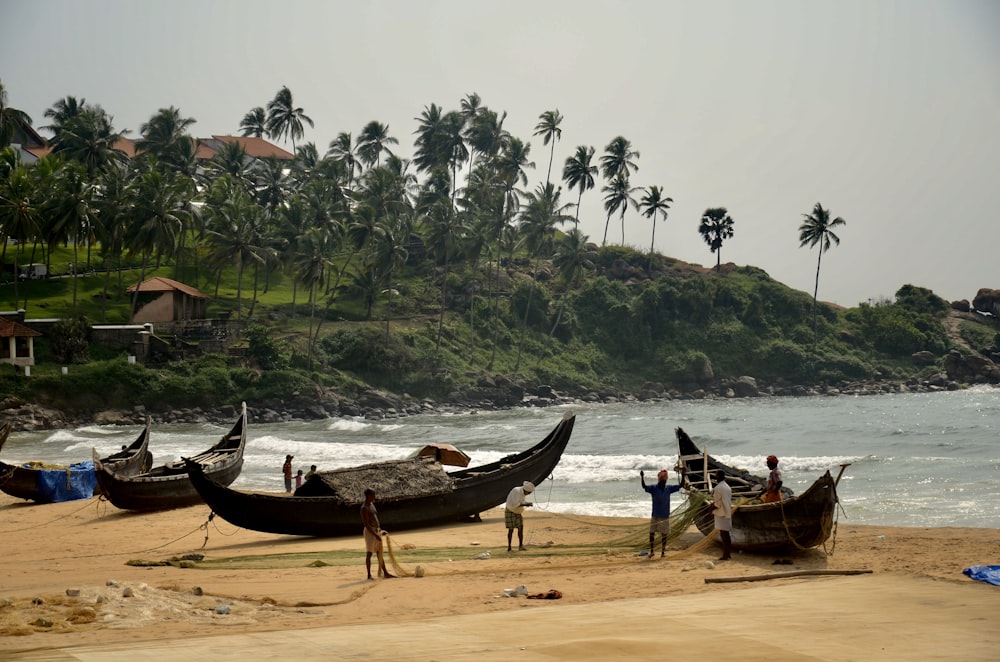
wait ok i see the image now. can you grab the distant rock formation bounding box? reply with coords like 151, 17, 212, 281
972, 288, 1000, 317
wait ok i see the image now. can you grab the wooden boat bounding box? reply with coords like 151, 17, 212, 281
675, 427, 846, 552
185, 410, 576, 537
0, 419, 152, 503
94, 402, 247, 512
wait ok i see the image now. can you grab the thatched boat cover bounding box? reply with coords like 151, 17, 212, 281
295, 457, 454, 505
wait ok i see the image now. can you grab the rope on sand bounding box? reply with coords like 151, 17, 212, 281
384, 533, 415, 577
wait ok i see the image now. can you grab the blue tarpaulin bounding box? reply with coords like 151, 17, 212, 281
33, 461, 97, 503
962, 565, 1000, 586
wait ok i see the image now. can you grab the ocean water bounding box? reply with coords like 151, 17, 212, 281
5, 387, 999, 529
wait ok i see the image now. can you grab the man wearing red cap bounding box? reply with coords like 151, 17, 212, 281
640, 468, 683, 558
764, 455, 783, 503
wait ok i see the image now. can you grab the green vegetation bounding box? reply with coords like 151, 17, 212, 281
2, 81, 995, 414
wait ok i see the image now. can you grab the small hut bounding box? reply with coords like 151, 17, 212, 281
126, 277, 209, 324
0, 316, 42, 368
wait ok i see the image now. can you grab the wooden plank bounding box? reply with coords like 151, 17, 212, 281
704, 569, 873, 584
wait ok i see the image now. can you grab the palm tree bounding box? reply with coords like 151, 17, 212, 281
41, 95, 87, 140
639, 185, 673, 267
601, 173, 638, 246
47, 161, 97, 310
414, 105, 468, 206
292, 226, 334, 367
0, 80, 32, 148
799, 202, 846, 340
125, 170, 192, 321
514, 182, 572, 372
698, 207, 735, 272
326, 131, 361, 189
48, 105, 127, 178
600, 136, 640, 180
357, 120, 398, 170
266, 86, 313, 154
562, 145, 597, 227
533, 109, 563, 186
0, 163, 41, 306
136, 106, 196, 171
423, 201, 469, 351
203, 178, 265, 320
539, 227, 595, 364
239, 107, 267, 138
486, 137, 533, 369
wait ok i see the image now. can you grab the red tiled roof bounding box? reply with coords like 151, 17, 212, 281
114, 136, 137, 158
125, 277, 209, 299
210, 135, 294, 160
0, 319, 42, 338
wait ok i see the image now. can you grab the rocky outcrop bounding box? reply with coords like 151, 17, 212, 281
972, 288, 1000, 317
943, 350, 1000, 384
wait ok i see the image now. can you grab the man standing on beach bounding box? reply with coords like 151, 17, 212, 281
764, 455, 783, 503
361, 488, 394, 580
711, 470, 733, 561
505, 481, 534, 552
640, 468, 682, 557
282, 454, 294, 493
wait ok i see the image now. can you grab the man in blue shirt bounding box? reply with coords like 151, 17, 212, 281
641, 468, 683, 557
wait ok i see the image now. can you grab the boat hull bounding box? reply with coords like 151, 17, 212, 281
691, 471, 838, 551
187, 412, 575, 537
1, 421, 152, 504
95, 404, 247, 512
676, 427, 839, 552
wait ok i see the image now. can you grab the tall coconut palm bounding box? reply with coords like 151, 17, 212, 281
465, 108, 509, 163
357, 120, 398, 170
414, 105, 468, 206
600, 135, 640, 180
514, 182, 572, 372
562, 145, 597, 226
293, 226, 334, 367
239, 107, 267, 138
266, 86, 313, 155
533, 109, 563, 186
423, 201, 469, 351
601, 173, 638, 246
0, 80, 32, 148
136, 106, 196, 172
798, 202, 846, 340
41, 95, 87, 140
48, 105, 127, 178
0, 163, 40, 306
203, 179, 265, 320
539, 227, 595, 364
459, 93, 482, 163
326, 131, 361, 189
698, 207, 735, 272
638, 185, 673, 267
47, 161, 97, 310
125, 170, 192, 321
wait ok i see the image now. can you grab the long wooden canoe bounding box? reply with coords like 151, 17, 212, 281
94, 403, 247, 511
0, 419, 152, 503
186, 410, 575, 537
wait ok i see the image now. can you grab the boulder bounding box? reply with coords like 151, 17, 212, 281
731, 376, 760, 398
943, 350, 1000, 384
972, 288, 1000, 317
911, 350, 937, 366
951, 299, 971, 313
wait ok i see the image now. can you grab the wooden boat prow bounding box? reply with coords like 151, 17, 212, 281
95, 402, 248, 511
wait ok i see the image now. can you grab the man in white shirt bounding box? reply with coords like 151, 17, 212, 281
711, 471, 733, 561
505, 481, 535, 552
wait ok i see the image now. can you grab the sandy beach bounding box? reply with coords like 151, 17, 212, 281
1, 493, 998, 660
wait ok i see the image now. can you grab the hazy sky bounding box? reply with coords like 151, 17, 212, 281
3, 0, 998, 306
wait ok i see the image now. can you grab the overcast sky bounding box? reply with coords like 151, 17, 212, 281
3, 0, 997, 306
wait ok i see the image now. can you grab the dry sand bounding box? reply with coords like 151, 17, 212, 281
1, 493, 998, 661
